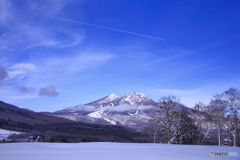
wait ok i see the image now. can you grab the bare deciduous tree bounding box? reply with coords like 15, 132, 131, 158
193, 102, 209, 145
219, 88, 240, 147
207, 95, 227, 146
171, 109, 199, 144
158, 95, 180, 144
145, 113, 159, 143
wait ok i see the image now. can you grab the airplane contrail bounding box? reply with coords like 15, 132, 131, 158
33, 14, 166, 41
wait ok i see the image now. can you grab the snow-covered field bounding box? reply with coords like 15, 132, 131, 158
0, 128, 22, 141
0, 142, 239, 160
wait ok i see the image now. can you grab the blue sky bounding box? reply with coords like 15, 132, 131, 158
1, 0, 240, 112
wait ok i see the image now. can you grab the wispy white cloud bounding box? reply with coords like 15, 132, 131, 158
10, 63, 37, 71
8, 63, 37, 81
58, 35, 85, 48
28, 0, 70, 15
103, 104, 154, 111
4, 52, 114, 90
30, 53, 114, 83
115, 47, 203, 80
119, 47, 194, 67
66, 104, 154, 112
0, 0, 12, 24
0, 0, 84, 52
1, 23, 85, 51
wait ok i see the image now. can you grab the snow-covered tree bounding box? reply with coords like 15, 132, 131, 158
207, 96, 227, 146
157, 95, 180, 144
219, 88, 240, 147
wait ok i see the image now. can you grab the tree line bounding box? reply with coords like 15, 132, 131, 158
146, 88, 240, 147
0, 118, 152, 143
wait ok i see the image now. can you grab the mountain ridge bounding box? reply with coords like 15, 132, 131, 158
85, 92, 158, 108
50, 92, 202, 131
50, 92, 158, 131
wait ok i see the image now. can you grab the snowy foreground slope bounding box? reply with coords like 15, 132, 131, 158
0, 142, 239, 160
0, 128, 22, 141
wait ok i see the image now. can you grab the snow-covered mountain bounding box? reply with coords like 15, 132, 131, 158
50, 92, 158, 131
85, 92, 158, 108
45, 92, 203, 131
85, 94, 122, 108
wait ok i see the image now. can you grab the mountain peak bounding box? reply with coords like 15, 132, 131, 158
128, 92, 137, 95
85, 92, 157, 108
128, 92, 146, 97
106, 94, 120, 101
123, 92, 152, 105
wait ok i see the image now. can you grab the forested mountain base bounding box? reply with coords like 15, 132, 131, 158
0, 101, 150, 143
0, 118, 150, 143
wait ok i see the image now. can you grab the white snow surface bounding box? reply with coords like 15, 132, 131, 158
103, 117, 117, 125
0, 142, 239, 160
87, 110, 117, 125
135, 110, 139, 115
128, 110, 139, 116
99, 94, 121, 104
119, 92, 152, 106
86, 92, 154, 107
0, 128, 22, 140
88, 110, 104, 118
107, 94, 120, 101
